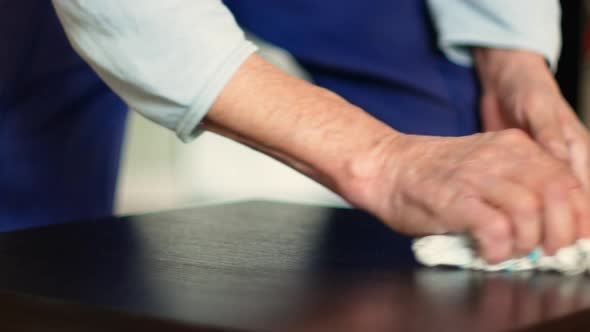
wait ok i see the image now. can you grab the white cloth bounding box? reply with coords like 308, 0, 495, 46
51, 0, 561, 141
413, 235, 590, 275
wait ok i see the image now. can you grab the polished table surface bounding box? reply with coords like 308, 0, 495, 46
1, 201, 590, 331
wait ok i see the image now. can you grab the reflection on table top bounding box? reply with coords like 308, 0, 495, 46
0, 201, 589, 331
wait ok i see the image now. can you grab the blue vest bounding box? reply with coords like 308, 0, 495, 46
0, 1, 478, 231
0, 2, 127, 231
223, 0, 480, 135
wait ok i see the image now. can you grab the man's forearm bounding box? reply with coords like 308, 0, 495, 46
203, 54, 401, 205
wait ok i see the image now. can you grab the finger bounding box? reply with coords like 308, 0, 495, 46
527, 105, 570, 162
473, 176, 542, 257
562, 114, 590, 191
393, 206, 450, 236
567, 140, 590, 191
453, 197, 513, 264
554, 104, 590, 190
569, 186, 590, 239
543, 184, 576, 254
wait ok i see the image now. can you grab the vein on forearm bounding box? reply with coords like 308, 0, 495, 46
203, 54, 398, 200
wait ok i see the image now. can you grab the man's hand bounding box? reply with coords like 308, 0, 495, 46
474, 48, 590, 191
353, 130, 590, 263
207, 54, 590, 264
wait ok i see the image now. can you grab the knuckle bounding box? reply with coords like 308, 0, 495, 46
474, 145, 502, 162
538, 136, 568, 154
513, 217, 541, 253
482, 216, 511, 240
435, 185, 468, 214
516, 240, 537, 255
453, 170, 479, 187
563, 174, 583, 190
522, 93, 546, 111
551, 234, 574, 250
547, 174, 580, 194
514, 193, 541, 215
538, 131, 562, 146
499, 128, 530, 144
472, 220, 513, 263
483, 244, 511, 264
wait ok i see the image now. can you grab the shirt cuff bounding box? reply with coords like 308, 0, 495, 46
176, 41, 256, 142
427, 0, 562, 71
53, 0, 257, 143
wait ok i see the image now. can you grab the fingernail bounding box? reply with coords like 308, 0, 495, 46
432, 226, 449, 234
543, 239, 559, 255
484, 239, 512, 263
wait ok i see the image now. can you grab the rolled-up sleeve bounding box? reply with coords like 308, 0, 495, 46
427, 0, 561, 70
52, 0, 257, 142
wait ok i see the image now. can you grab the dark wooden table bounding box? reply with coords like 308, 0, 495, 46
1, 201, 590, 331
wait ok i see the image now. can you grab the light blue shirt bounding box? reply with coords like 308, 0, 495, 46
51, 0, 561, 142
428, 0, 561, 70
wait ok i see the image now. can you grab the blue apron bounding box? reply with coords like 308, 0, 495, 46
0, 1, 478, 231
0, 2, 127, 231
223, 0, 480, 135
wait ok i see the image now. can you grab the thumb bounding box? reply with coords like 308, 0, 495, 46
527, 105, 569, 162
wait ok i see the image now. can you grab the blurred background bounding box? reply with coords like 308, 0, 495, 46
115, 0, 590, 216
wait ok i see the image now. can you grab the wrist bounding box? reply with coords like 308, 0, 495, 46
206, 54, 405, 211
473, 48, 556, 93
337, 128, 406, 215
